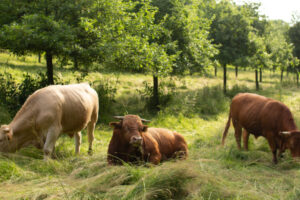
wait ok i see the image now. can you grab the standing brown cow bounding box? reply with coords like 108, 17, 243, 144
222, 93, 300, 164
107, 115, 188, 165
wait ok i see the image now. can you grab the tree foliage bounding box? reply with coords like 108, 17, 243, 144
0, 0, 298, 96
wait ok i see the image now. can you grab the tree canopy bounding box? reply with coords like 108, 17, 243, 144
0, 0, 298, 97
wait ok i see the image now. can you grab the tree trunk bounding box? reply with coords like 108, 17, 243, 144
46, 51, 54, 85
280, 70, 283, 82
259, 68, 262, 82
297, 72, 299, 87
153, 75, 159, 110
255, 69, 259, 91
223, 64, 227, 94
38, 53, 41, 63
235, 66, 238, 78
215, 65, 217, 77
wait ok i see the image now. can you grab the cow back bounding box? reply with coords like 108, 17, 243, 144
145, 128, 187, 160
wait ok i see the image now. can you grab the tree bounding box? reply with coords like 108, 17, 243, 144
82, 0, 177, 110
0, 0, 96, 84
151, 0, 218, 74
266, 20, 294, 82
248, 32, 271, 90
289, 21, 300, 60
210, 0, 252, 93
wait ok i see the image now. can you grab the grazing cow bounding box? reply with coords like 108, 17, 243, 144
107, 115, 188, 165
222, 93, 300, 163
0, 83, 99, 159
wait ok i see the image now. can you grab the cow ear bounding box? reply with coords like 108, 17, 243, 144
142, 125, 148, 132
109, 122, 122, 129
3, 127, 10, 133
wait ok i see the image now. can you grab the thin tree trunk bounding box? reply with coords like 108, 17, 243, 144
46, 51, 54, 85
297, 72, 299, 87
255, 69, 259, 91
259, 68, 262, 82
235, 66, 238, 78
281, 69, 283, 82
215, 66, 217, 77
223, 64, 227, 94
38, 53, 41, 63
153, 75, 159, 110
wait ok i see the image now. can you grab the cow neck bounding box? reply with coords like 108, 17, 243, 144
281, 110, 298, 131
113, 129, 129, 150
9, 105, 36, 136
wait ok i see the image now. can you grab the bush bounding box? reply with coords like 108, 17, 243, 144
194, 85, 229, 118
226, 84, 251, 99
93, 78, 118, 123
137, 79, 176, 112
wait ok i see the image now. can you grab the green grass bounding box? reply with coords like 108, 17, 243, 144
0, 52, 300, 199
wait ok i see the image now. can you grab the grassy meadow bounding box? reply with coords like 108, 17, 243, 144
1, 52, 300, 200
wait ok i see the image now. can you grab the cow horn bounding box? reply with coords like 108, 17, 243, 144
141, 118, 151, 123
113, 116, 125, 120
280, 131, 291, 135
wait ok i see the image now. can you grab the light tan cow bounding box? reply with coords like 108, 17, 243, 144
0, 83, 99, 159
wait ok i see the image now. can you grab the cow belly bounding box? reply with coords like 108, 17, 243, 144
62, 119, 89, 133
61, 105, 92, 133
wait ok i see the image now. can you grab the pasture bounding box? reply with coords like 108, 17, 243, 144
0, 52, 300, 200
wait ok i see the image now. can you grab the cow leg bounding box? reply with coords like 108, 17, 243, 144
74, 131, 82, 154
51, 145, 57, 159
149, 153, 162, 165
278, 149, 285, 158
87, 122, 96, 155
266, 133, 278, 164
233, 123, 242, 150
242, 129, 250, 151
43, 127, 60, 160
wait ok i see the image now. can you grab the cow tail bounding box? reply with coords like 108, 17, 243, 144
222, 109, 232, 146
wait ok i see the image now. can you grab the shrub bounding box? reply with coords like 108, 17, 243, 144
226, 84, 251, 98
137, 79, 176, 112
194, 85, 229, 118
93, 78, 118, 123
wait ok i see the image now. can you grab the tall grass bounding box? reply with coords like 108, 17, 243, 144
1, 52, 300, 199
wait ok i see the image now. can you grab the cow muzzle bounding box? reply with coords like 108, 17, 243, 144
130, 136, 143, 146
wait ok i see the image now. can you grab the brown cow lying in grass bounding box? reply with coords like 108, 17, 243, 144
107, 115, 188, 165
222, 93, 300, 164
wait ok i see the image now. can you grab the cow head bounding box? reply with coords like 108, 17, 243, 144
279, 131, 300, 157
110, 115, 149, 147
0, 125, 12, 142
